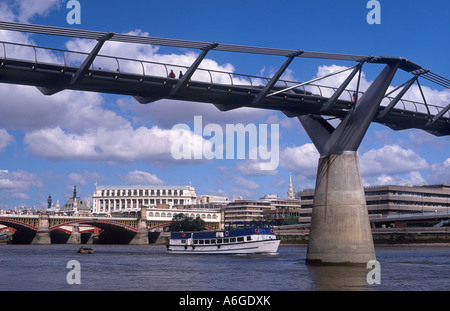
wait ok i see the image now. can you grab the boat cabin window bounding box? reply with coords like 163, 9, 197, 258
247, 236, 252, 241
237, 237, 244, 242
193, 240, 198, 245
181, 240, 186, 244
210, 239, 216, 244
205, 240, 210, 244
223, 238, 229, 243
199, 240, 204, 245
230, 238, 236, 243
217, 239, 222, 244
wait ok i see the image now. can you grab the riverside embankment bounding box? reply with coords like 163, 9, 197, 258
276, 227, 450, 245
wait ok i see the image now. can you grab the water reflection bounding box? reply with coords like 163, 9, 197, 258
306, 265, 372, 291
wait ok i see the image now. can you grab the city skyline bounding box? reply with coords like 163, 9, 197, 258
0, 0, 449, 209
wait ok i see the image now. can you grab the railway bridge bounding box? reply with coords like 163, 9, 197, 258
0, 206, 163, 244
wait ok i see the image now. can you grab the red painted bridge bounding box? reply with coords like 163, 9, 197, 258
0, 212, 169, 244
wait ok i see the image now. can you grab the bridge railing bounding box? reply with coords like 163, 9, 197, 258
0, 213, 39, 219
0, 40, 448, 120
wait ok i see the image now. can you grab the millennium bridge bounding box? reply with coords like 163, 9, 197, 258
0, 21, 448, 263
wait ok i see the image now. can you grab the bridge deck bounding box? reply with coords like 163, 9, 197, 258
0, 50, 448, 136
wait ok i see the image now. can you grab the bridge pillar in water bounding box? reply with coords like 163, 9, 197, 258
31, 212, 51, 245
130, 206, 149, 245
67, 223, 81, 244
299, 63, 399, 265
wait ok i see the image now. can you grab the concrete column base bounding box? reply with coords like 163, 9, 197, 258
129, 219, 149, 245
129, 231, 149, 245
306, 153, 375, 265
31, 213, 51, 245
67, 224, 81, 244
31, 231, 51, 245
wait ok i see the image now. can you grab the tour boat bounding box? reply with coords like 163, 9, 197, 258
166, 221, 280, 254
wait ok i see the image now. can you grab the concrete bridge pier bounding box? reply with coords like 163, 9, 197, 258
299, 63, 399, 265
66, 223, 81, 244
31, 212, 51, 245
129, 206, 149, 245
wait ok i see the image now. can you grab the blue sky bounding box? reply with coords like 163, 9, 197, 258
0, 0, 449, 209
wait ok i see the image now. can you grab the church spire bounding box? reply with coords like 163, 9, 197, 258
287, 173, 296, 200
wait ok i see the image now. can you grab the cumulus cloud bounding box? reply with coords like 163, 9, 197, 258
236, 160, 278, 177
279, 143, 320, 177
0, 169, 43, 200
120, 170, 165, 186
359, 144, 429, 177
0, 129, 13, 153
363, 172, 426, 187
427, 158, 450, 184
23, 125, 203, 163
68, 171, 106, 186
12, 0, 64, 22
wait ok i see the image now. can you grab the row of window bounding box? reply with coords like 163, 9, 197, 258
181, 236, 251, 245
98, 198, 186, 207
150, 212, 218, 219
365, 191, 450, 199
99, 189, 188, 197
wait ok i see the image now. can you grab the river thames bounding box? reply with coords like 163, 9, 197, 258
0, 244, 449, 291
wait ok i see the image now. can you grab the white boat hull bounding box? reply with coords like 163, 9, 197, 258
168, 238, 280, 255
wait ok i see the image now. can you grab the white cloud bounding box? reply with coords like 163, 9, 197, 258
0, 129, 13, 153
121, 170, 165, 186
363, 172, 426, 187
13, 0, 64, 22
233, 176, 260, 191
0, 169, 43, 199
236, 160, 278, 177
427, 158, 450, 184
359, 144, 429, 177
23, 125, 213, 164
0, 85, 121, 133
279, 143, 319, 177
68, 171, 105, 186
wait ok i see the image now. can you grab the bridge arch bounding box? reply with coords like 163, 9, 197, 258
50, 219, 139, 244
0, 218, 37, 232
50, 219, 138, 233
0, 218, 38, 244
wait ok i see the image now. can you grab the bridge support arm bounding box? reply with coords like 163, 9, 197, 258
321, 62, 363, 112
252, 51, 303, 105
377, 75, 418, 120
170, 42, 219, 96
69, 32, 115, 86
429, 103, 450, 126
36, 32, 114, 96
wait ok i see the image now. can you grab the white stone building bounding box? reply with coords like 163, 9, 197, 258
92, 185, 197, 215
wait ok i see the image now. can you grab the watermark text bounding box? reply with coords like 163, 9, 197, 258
366, 0, 381, 24
66, 260, 81, 285
171, 116, 279, 170
66, 0, 81, 25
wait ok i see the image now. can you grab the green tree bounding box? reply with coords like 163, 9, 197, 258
169, 213, 206, 232
281, 215, 299, 225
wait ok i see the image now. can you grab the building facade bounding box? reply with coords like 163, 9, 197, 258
223, 200, 272, 225
92, 185, 197, 215
146, 206, 221, 230
297, 184, 450, 217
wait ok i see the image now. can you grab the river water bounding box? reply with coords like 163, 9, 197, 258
0, 244, 449, 291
